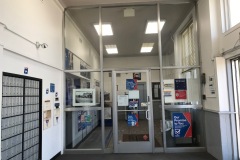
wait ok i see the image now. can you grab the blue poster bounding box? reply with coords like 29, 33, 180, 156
50, 83, 55, 92
174, 79, 187, 90
126, 79, 137, 90
24, 67, 28, 74
172, 112, 192, 138
127, 113, 138, 126
77, 111, 86, 132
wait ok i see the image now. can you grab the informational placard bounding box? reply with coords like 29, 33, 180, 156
173, 112, 192, 138
118, 95, 129, 106
50, 83, 55, 92
129, 99, 138, 108
163, 79, 175, 103
174, 79, 187, 90
53, 108, 60, 126
43, 100, 52, 130
174, 79, 187, 100
128, 90, 139, 99
209, 76, 216, 95
175, 90, 187, 99
44, 100, 51, 110
43, 110, 52, 130
77, 111, 86, 132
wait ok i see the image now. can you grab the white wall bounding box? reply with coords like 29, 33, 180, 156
0, 1, 64, 160
198, 0, 238, 159
65, 14, 100, 71
198, 0, 220, 111
198, 0, 234, 112
103, 56, 160, 69
0, 0, 63, 69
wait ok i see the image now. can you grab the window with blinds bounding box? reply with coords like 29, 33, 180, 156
181, 23, 196, 66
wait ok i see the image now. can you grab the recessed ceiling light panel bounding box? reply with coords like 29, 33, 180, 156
145, 20, 165, 34
105, 45, 118, 54
140, 43, 154, 53
94, 23, 113, 36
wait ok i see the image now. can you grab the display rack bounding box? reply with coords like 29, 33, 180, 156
1, 73, 42, 160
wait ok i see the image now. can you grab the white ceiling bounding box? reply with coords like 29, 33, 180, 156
59, 0, 195, 57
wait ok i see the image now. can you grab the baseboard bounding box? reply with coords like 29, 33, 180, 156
50, 152, 61, 160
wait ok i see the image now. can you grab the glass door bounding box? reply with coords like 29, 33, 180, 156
112, 70, 153, 153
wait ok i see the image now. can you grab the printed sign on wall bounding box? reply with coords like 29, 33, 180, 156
174, 79, 187, 90
173, 112, 192, 138
175, 90, 187, 99
174, 79, 187, 100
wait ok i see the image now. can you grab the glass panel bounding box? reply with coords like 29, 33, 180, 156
164, 108, 205, 148
102, 5, 159, 69
151, 69, 163, 147
163, 68, 201, 105
64, 7, 100, 70
159, 3, 197, 67
103, 71, 113, 149
231, 59, 240, 156
161, 67, 203, 148
65, 72, 102, 149
65, 110, 101, 149
115, 71, 150, 143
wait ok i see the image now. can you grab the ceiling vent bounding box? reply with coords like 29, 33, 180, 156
124, 8, 135, 17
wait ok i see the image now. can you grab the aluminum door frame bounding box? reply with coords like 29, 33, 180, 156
112, 69, 154, 153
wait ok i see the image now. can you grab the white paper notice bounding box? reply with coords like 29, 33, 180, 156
118, 95, 129, 106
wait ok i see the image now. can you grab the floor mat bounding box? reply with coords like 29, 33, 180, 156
122, 134, 161, 147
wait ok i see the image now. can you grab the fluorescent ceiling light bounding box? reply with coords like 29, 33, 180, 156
140, 43, 154, 53
145, 20, 165, 34
94, 23, 113, 36
105, 45, 118, 54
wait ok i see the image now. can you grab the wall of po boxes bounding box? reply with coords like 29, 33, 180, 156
1, 73, 42, 160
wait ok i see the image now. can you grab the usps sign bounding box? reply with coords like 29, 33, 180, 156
173, 112, 192, 138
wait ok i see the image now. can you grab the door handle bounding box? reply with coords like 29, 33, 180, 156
146, 110, 149, 120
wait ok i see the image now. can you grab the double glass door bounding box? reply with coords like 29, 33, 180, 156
112, 70, 154, 153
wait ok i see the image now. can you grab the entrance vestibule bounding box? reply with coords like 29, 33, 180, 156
64, 2, 204, 154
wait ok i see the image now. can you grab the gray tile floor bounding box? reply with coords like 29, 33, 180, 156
56, 152, 217, 160
66, 119, 211, 160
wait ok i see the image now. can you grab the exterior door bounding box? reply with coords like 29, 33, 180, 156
112, 70, 153, 153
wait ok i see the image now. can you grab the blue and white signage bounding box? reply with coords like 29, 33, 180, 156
172, 112, 192, 138
24, 67, 28, 74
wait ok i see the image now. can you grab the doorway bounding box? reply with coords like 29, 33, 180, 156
112, 70, 154, 153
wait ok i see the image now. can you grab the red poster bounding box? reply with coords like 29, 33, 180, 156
184, 112, 192, 137
175, 90, 187, 99
133, 79, 138, 90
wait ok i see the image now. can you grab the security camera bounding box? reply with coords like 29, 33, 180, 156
36, 42, 48, 49
41, 43, 48, 48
